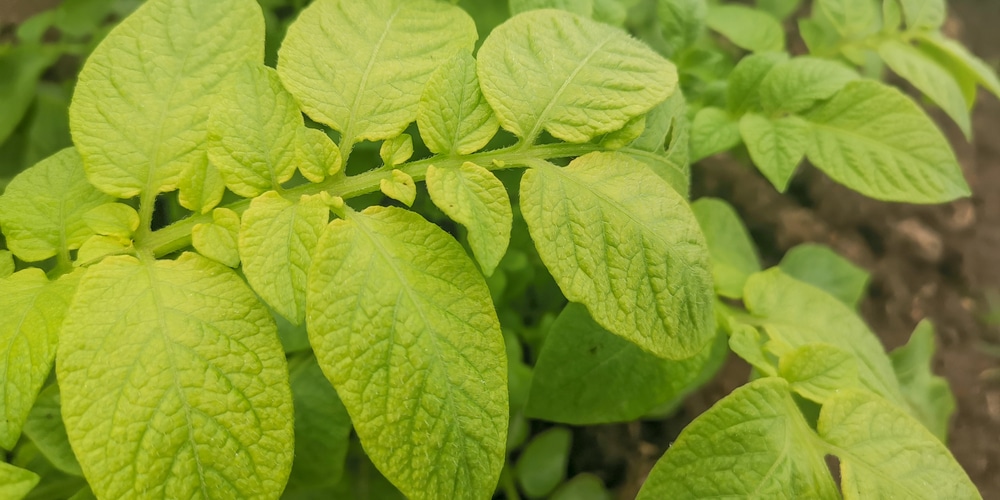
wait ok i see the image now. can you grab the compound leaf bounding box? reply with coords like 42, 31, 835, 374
739, 113, 809, 192
706, 5, 784, 52
306, 206, 507, 500
207, 64, 302, 198
57, 254, 294, 499
277, 0, 476, 146
426, 162, 512, 276
239, 192, 329, 325
691, 197, 760, 299
779, 243, 870, 308
417, 52, 499, 156
890, 320, 956, 441
520, 152, 714, 360
69, 0, 264, 199
286, 353, 352, 489
759, 56, 860, 114
879, 40, 971, 138
478, 9, 676, 143
0, 148, 112, 262
0, 461, 40, 500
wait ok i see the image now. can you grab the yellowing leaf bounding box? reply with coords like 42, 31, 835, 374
191, 208, 241, 268
0, 461, 40, 500
417, 52, 499, 155
0, 250, 13, 278
295, 128, 342, 182
379, 134, 414, 167
82, 203, 139, 239
379, 170, 417, 207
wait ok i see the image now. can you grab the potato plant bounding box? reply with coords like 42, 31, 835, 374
0, 0, 991, 498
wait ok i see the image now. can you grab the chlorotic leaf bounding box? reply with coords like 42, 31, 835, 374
759, 56, 860, 114
739, 113, 809, 192
240, 192, 329, 324
417, 53, 500, 156
286, 353, 352, 490
208, 63, 302, 198
804, 80, 970, 203
779, 243, 870, 308
426, 162, 512, 276
0, 269, 77, 450
83, 203, 140, 240
600, 116, 646, 150
0, 148, 112, 262
691, 197, 761, 298
899, 0, 945, 30
526, 303, 722, 423
69, 0, 264, 199
889, 320, 956, 441
727, 51, 789, 114
57, 253, 294, 499
819, 390, 980, 499
22, 384, 83, 476
637, 378, 839, 499
191, 208, 241, 268
277, 0, 476, 146
0, 461, 40, 500
177, 160, 227, 214
306, 206, 507, 500
379, 170, 417, 207
879, 40, 972, 138
295, 128, 342, 182
0, 250, 13, 278
478, 9, 677, 143
514, 427, 572, 498
690, 107, 740, 162
706, 5, 785, 52
379, 134, 414, 167
779, 343, 860, 403
75, 236, 129, 266
520, 152, 714, 359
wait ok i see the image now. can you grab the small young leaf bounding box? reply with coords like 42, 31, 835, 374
0, 269, 77, 450
706, 5, 785, 52
57, 254, 294, 499
83, 203, 140, 240
515, 427, 573, 499
0, 461, 40, 500
727, 51, 789, 114
306, 206, 507, 500
177, 162, 226, 214
295, 127, 342, 182
624, 92, 691, 195
69, 0, 264, 199
520, 152, 714, 360
287, 353, 352, 489
478, 9, 677, 143
898, 0, 946, 30
637, 378, 839, 499
600, 115, 646, 150
879, 40, 972, 137
22, 385, 82, 477
759, 57, 860, 114
779, 343, 860, 403
278, 0, 477, 146
0, 250, 14, 278
379, 170, 417, 207
727, 321, 777, 376
819, 390, 979, 499
509, 0, 592, 16
0, 148, 112, 262
550, 473, 612, 500
630, 90, 684, 152
417, 53, 499, 156
690, 107, 740, 162
527, 303, 721, 424
191, 207, 241, 268
804, 80, 970, 203
816, 0, 881, 39
779, 243, 870, 308
379, 134, 414, 167
890, 320, 956, 441
426, 162, 512, 276
691, 197, 761, 298
916, 32, 1000, 101
75, 235, 129, 266
657, 0, 708, 52
739, 113, 809, 192
240, 192, 329, 324
208, 64, 303, 198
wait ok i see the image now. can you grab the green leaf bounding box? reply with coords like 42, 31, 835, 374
191, 208, 241, 268
816, 0, 881, 38
759, 56, 860, 114
0, 250, 13, 278
22, 384, 82, 476
726, 319, 777, 376
380, 134, 414, 167
756, 0, 802, 19
277, 0, 476, 146
509, 0, 592, 17
726, 51, 789, 114
514, 427, 572, 499
690, 107, 740, 162
803, 80, 970, 203
287, 353, 352, 489
426, 162, 512, 276
0, 46, 59, 146
69, 0, 264, 199
779, 243, 870, 308
306, 206, 507, 500
0, 270, 77, 450
0, 148, 112, 262
379, 170, 417, 207
623, 92, 691, 195
0, 461, 40, 500
417, 53, 499, 156
657, 0, 708, 52
520, 152, 714, 359
637, 378, 839, 499
779, 343, 860, 403
916, 32, 1000, 101
57, 253, 294, 499
240, 192, 329, 324
898, 0, 945, 30
550, 473, 612, 500
526, 303, 721, 424
600, 116, 646, 150
706, 5, 785, 52
819, 389, 979, 499
295, 128, 342, 183
740, 113, 809, 192
879, 40, 972, 137
83, 203, 140, 240
743, 268, 907, 407
478, 9, 677, 143
890, 320, 956, 441
207, 64, 302, 198
691, 197, 760, 298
